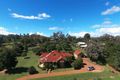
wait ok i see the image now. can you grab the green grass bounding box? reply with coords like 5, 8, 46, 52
32, 67, 120, 80
0, 49, 120, 80
0, 50, 73, 80
0, 50, 44, 80
33, 73, 120, 80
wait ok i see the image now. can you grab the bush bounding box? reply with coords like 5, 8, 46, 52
44, 62, 54, 70
21, 52, 27, 57
0, 47, 18, 71
72, 58, 83, 70
28, 66, 38, 75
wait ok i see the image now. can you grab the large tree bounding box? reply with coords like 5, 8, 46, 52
104, 41, 120, 71
84, 33, 91, 42
0, 48, 18, 71
86, 40, 106, 65
72, 57, 83, 70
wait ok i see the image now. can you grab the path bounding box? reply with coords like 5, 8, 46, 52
16, 58, 104, 80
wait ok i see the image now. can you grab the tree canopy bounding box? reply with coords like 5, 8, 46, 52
0, 47, 18, 71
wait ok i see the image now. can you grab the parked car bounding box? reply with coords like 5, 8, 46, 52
87, 66, 95, 71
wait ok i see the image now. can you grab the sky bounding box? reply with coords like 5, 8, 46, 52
0, 0, 120, 37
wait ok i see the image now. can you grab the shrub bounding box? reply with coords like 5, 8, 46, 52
44, 62, 54, 70
72, 58, 83, 70
28, 66, 38, 75
21, 52, 27, 57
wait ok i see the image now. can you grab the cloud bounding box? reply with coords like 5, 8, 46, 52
11, 13, 51, 20
49, 27, 63, 30
70, 18, 73, 22
105, 2, 110, 6
98, 27, 120, 34
0, 27, 16, 35
69, 31, 98, 38
92, 20, 112, 28
93, 20, 120, 36
69, 27, 120, 37
8, 8, 12, 11
92, 24, 101, 28
69, 20, 120, 37
29, 32, 47, 36
102, 20, 112, 25
102, 6, 120, 15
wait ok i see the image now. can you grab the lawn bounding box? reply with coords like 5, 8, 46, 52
0, 50, 43, 80
0, 49, 73, 80
32, 67, 120, 80
33, 73, 120, 80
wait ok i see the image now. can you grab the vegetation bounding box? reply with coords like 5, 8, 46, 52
28, 66, 38, 75
84, 33, 91, 42
33, 67, 120, 80
1, 32, 120, 79
104, 41, 120, 71
0, 50, 41, 80
72, 57, 83, 69
0, 47, 18, 71
44, 62, 54, 71
86, 34, 120, 71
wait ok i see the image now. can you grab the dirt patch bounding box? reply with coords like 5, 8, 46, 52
0, 69, 7, 74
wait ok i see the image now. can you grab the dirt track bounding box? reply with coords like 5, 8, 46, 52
16, 58, 104, 80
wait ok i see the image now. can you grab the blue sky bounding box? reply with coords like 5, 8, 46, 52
0, 0, 120, 37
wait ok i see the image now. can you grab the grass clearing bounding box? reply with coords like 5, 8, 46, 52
0, 50, 73, 80
32, 67, 120, 80
33, 72, 120, 80
0, 50, 43, 80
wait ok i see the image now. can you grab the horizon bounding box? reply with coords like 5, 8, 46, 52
0, 0, 120, 37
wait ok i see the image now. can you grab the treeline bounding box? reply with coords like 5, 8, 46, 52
0, 32, 83, 54
0, 34, 49, 47
86, 34, 120, 71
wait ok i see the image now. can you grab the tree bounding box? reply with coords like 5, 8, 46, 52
104, 42, 120, 71
0, 47, 18, 71
84, 33, 91, 42
44, 62, 54, 71
64, 56, 75, 68
86, 40, 106, 65
0, 35, 4, 47
51, 32, 65, 42
72, 58, 83, 70
21, 45, 28, 56
28, 66, 38, 74
13, 42, 24, 56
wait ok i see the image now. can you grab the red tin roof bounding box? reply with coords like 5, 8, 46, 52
40, 50, 72, 63
74, 50, 81, 55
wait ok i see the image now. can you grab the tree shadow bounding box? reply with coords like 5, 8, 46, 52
83, 63, 87, 65
24, 56, 30, 59
6, 67, 28, 74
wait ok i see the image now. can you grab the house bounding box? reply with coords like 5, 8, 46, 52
77, 42, 87, 48
38, 50, 72, 68
74, 50, 87, 59
74, 50, 81, 59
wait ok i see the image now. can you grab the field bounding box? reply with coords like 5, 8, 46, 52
33, 68, 120, 80
0, 50, 41, 80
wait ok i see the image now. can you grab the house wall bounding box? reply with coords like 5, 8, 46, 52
38, 63, 45, 68
74, 54, 78, 59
